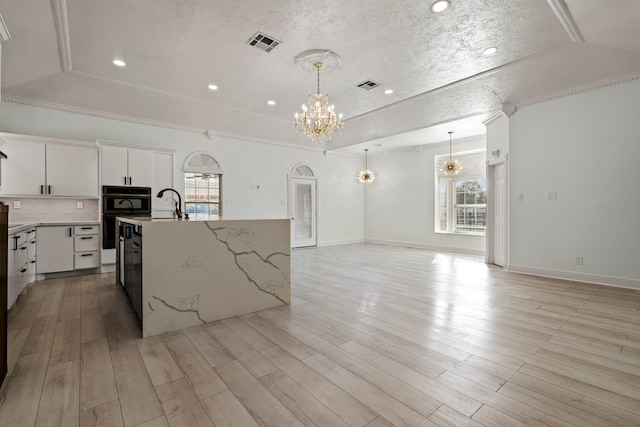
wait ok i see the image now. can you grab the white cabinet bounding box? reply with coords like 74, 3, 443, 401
36, 225, 100, 273
46, 143, 99, 196
36, 226, 74, 273
26, 228, 37, 284
7, 237, 16, 310
0, 133, 99, 197
152, 151, 174, 215
101, 145, 153, 187
1, 139, 46, 195
7, 230, 30, 309
74, 225, 100, 269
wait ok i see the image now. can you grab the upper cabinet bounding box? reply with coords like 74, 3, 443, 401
98, 142, 175, 209
0, 133, 99, 197
101, 144, 153, 187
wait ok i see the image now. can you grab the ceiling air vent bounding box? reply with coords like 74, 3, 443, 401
247, 32, 281, 53
357, 80, 381, 90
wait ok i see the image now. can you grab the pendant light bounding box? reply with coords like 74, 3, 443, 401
440, 131, 463, 177
356, 148, 376, 184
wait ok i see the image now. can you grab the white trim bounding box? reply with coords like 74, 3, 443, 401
546, 0, 585, 43
96, 139, 175, 154
514, 71, 640, 110
290, 162, 315, 177
0, 95, 332, 153
183, 151, 223, 174
507, 264, 640, 290
51, 0, 73, 72
365, 239, 485, 256
0, 14, 11, 42
317, 239, 365, 247
482, 111, 507, 127
0, 131, 93, 148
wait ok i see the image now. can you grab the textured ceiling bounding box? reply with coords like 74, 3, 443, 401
1, 0, 640, 152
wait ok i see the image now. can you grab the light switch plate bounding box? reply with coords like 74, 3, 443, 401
77, 201, 84, 209
13, 200, 21, 209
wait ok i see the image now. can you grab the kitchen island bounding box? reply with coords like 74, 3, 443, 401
116, 217, 290, 337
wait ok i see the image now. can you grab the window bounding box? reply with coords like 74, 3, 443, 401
435, 151, 486, 235
184, 173, 221, 220
183, 152, 222, 220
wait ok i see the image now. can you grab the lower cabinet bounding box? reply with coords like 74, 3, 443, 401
36, 225, 100, 274
36, 226, 74, 273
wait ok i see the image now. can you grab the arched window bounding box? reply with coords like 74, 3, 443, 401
291, 163, 315, 177
183, 152, 223, 220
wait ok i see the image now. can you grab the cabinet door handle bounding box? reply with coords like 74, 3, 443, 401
30, 260, 36, 264
129, 177, 132, 185
124, 177, 127, 185
69, 228, 72, 237
48, 185, 52, 194
80, 253, 93, 257
20, 268, 27, 273
81, 227, 93, 230
81, 236, 93, 240
19, 246, 27, 250
40, 185, 44, 194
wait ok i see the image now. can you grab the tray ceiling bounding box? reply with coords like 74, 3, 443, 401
1, 0, 639, 152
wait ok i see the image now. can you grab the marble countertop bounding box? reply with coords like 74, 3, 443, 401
116, 216, 288, 225
8, 220, 100, 234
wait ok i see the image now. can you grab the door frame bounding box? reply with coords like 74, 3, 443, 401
287, 164, 319, 248
486, 154, 508, 267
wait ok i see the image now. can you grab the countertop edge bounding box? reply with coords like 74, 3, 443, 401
8, 221, 100, 234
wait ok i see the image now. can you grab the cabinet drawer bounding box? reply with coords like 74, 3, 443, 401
75, 225, 99, 235
74, 235, 99, 251
75, 251, 99, 269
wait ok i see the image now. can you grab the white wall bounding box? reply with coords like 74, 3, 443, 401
364, 137, 486, 254
509, 79, 640, 287
485, 112, 509, 160
0, 102, 364, 245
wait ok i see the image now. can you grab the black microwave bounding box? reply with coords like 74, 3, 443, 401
102, 186, 152, 215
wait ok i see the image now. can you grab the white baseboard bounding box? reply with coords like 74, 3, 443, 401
365, 238, 485, 256
507, 264, 640, 290
317, 238, 365, 247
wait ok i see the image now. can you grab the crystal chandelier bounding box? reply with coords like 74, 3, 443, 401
440, 131, 463, 177
294, 61, 344, 143
356, 148, 376, 184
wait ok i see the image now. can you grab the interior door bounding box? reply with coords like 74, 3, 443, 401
492, 162, 507, 267
289, 177, 317, 248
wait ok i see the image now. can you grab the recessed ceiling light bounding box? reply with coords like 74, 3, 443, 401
482, 47, 498, 56
384, 89, 394, 95
267, 100, 276, 106
112, 59, 126, 67
207, 84, 218, 91
430, 0, 450, 13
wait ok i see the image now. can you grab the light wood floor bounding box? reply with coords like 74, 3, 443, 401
1, 243, 639, 426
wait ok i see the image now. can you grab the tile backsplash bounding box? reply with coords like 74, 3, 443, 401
0, 198, 99, 223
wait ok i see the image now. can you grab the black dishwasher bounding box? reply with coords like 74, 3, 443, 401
122, 223, 142, 323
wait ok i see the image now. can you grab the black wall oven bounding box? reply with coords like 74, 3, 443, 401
102, 186, 151, 249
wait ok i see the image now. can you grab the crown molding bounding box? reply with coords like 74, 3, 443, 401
546, 0, 585, 43
51, 0, 73, 71
1, 94, 208, 134
0, 94, 327, 153
482, 110, 508, 126
0, 14, 11, 42
514, 71, 640, 109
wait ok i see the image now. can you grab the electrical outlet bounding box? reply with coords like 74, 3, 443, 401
13, 200, 21, 209
517, 193, 524, 201
576, 256, 583, 265
77, 201, 84, 209
546, 192, 558, 200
